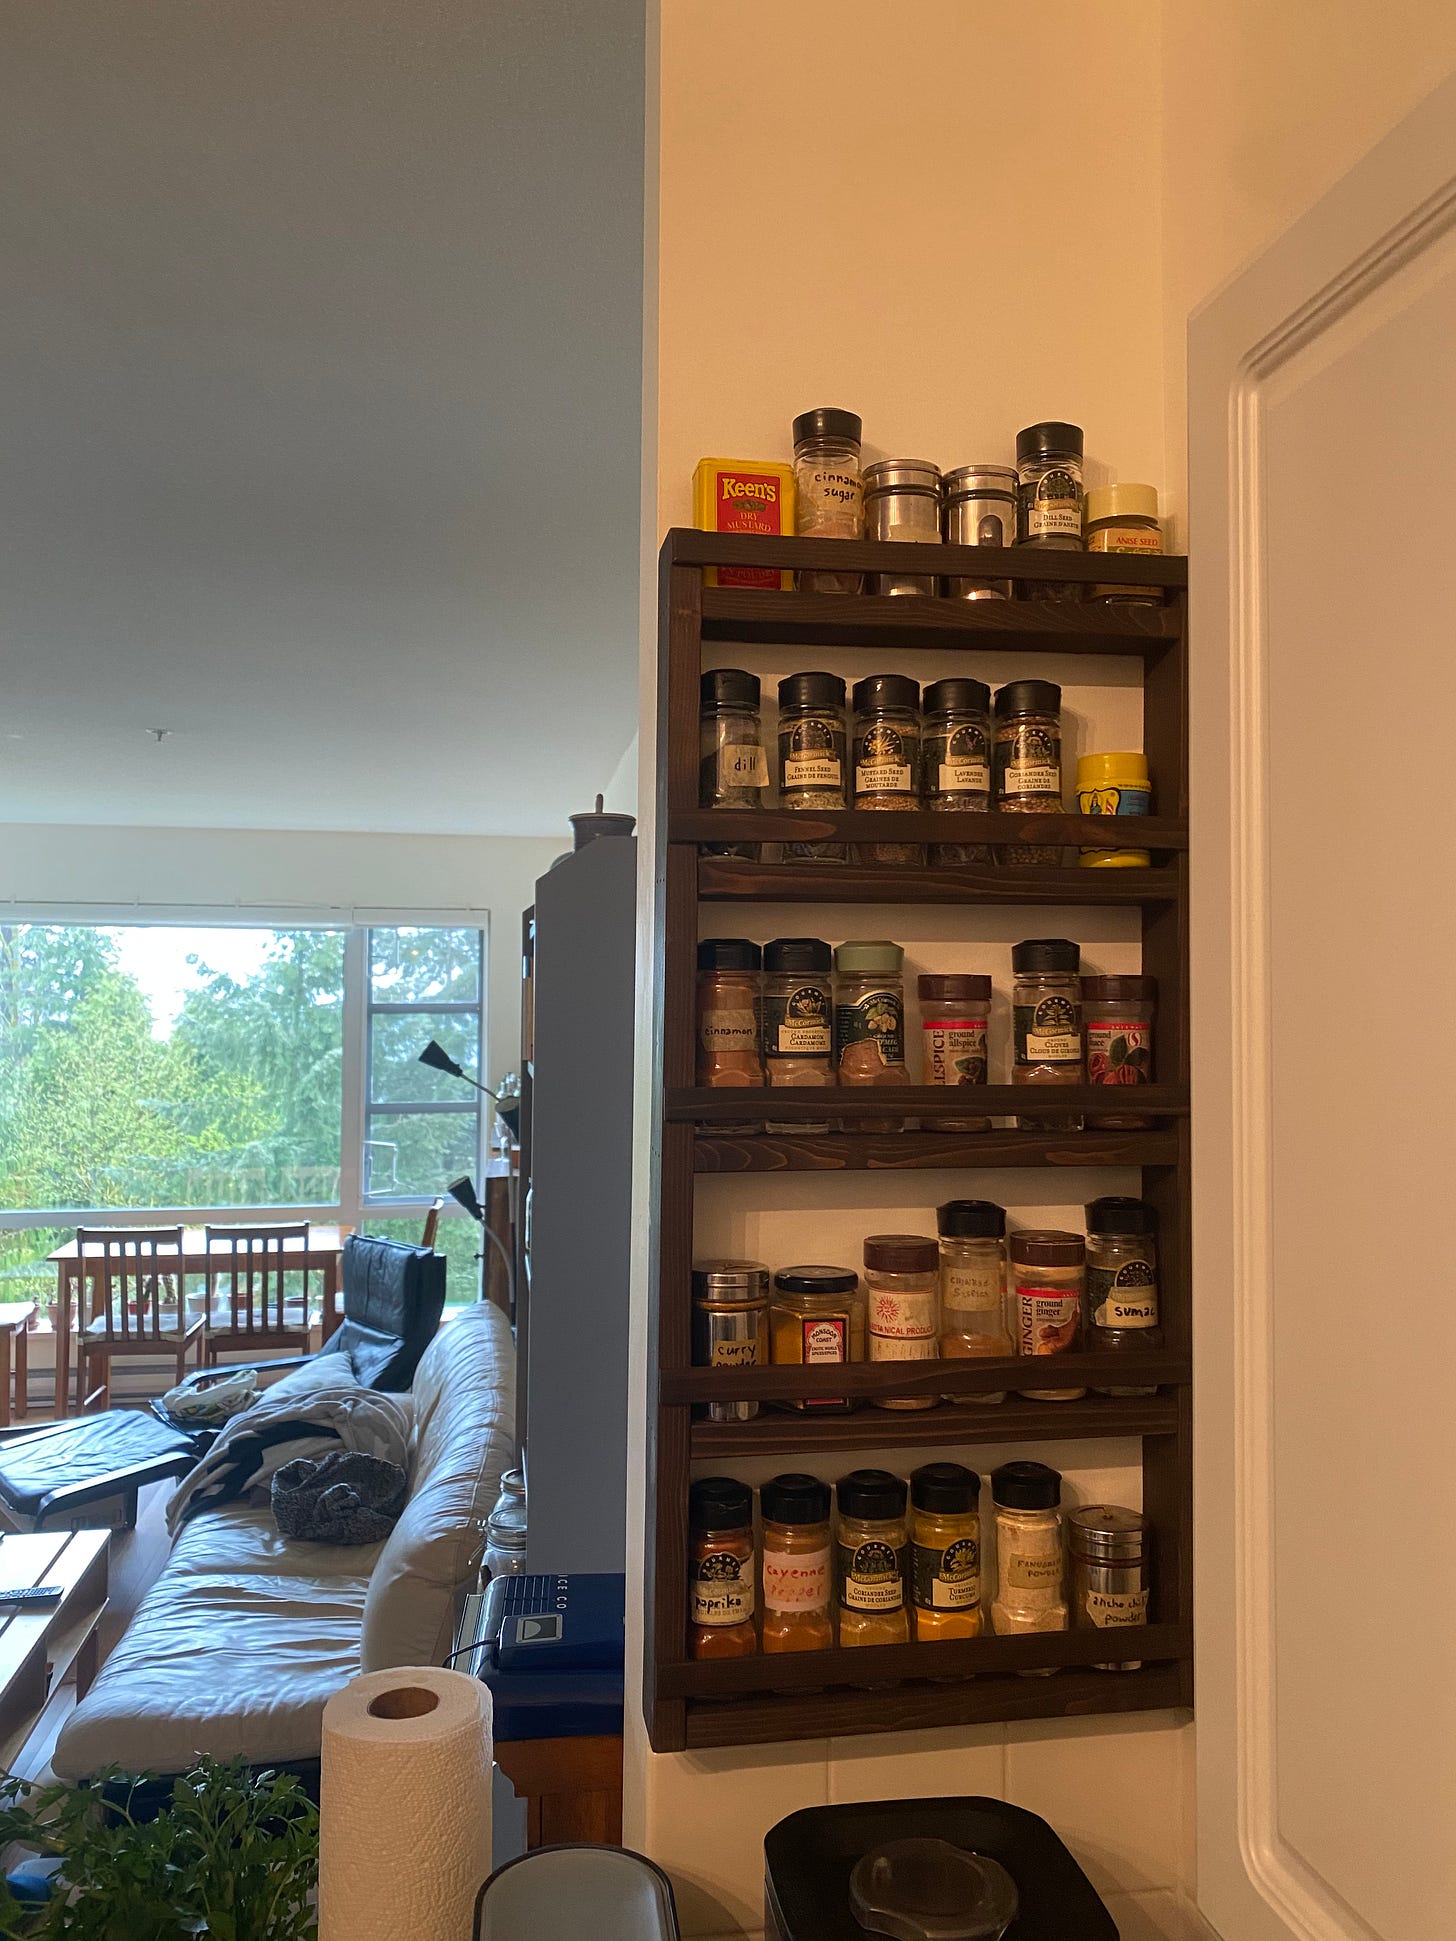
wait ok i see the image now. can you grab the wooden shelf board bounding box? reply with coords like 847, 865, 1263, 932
697, 857, 1179, 904
692, 1127, 1177, 1172
674, 810, 1187, 850
700, 589, 1177, 654
681, 1660, 1191, 1749
690, 1391, 1178, 1455
666, 527, 1188, 590
662, 1352, 1189, 1405
669, 1084, 1190, 1125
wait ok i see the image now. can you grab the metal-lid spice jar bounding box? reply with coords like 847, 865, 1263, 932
1068, 1504, 1149, 1669
864, 458, 942, 596
691, 1259, 770, 1424
943, 463, 1016, 600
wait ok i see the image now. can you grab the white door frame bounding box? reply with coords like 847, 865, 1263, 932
1189, 71, 1456, 1941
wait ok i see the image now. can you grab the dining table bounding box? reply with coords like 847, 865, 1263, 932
45, 1225, 345, 1418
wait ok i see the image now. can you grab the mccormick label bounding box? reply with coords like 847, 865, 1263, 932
835, 987, 904, 1067
838, 1538, 907, 1612
1088, 1257, 1159, 1330
1013, 994, 1082, 1065
855, 723, 916, 797
1019, 469, 1082, 541
762, 1545, 831, 1614
912, 1535, 980, 1610
690, 1551, 754, 1626
761, 984, 832, 1058
1086, 1018, 1152, 1087
922, 1017, 987, 1089
780, 716, 844, 793
994, 724, 1060, 798
693, 458, 795, 589
929, 722, 991, 797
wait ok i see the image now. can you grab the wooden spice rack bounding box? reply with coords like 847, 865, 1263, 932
645, 527, 1191, 1752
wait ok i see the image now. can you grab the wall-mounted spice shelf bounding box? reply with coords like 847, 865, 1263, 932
645, 527, 1191, 1752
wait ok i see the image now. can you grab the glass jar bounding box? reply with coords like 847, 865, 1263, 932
910, 1462, 982, 1642
1085, 1197, 1162, 1395
852, 675, 923, 866
761, 937, 835, 1132
1015, 421, 1084, 606
937, 1200, 1011, 1400
1084, 484, 1162, 604
769, 1265, 864, 1414
1009, 1229, 1086, 1401
793, 407, 864, 594
864, 1233, 939, 1412
700, 668, 767, 859
864, 458, 941, 596
692, 1259, 770, 1423
688, 1477, 757, 1658
918, 974, 991, 1133
943, 463, 1016, 600
1076, 752, 1152, 868
1068, 1505, 1150, 1669
835, 940, 911, 1131
1011, 938, 1083, 1130
484, 1508, 528, 1581
835, 1469, 909, 1647
760, 1472, 834, 1654
923, 678, 992, 865
1082, 974, 1156, 1128
993, 680, 1063, 866
696, 939, 764, 1090
778, 672, 847, 864
990, 1461, 1067, 1654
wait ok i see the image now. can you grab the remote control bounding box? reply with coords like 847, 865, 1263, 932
0, 1586, 63, 1607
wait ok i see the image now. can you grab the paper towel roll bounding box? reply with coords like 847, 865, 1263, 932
320, 1665, 492, 1941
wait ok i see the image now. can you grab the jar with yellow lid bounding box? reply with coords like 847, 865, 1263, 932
1076, 752, 1151, 868
909, 1462, 982, 1641
1083, 484, 1162, 603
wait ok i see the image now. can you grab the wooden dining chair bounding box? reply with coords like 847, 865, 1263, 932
73, 1227, 196, 1413
203, 1223, 316, 1364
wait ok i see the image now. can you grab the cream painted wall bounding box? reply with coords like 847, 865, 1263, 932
0, 822, 562, 1085
631, 8, 1192, 1936
1161, 2, 1456, 526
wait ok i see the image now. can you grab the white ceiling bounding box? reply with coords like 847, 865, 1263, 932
0, 2, 644, 837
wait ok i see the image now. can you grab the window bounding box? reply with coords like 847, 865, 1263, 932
0, 920, 487, 1310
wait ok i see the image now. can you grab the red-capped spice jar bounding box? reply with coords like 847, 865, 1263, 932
918, 973, 991, 1132
1082, 974, 1156, 1129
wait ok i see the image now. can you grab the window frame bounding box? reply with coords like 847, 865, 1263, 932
0, 908, 489, 1257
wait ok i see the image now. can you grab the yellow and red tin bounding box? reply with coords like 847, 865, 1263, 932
693, 457, 796, 589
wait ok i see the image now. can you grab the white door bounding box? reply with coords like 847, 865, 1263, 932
1189, 73, 1456, 1941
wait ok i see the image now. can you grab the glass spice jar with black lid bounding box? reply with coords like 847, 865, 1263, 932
1015, 421, 1084, 605
777, 672, 848, 864
1011, 937, 1083, 1129
1085, 1196, 1162, 1394
700, 668, 767, 860
793, 406, 864, 594
696, 938, 764, 1091
852, 674, 923, 866
761, 936, 835, 1132
923, 677, 992, 865
688, 1476, 757, 1659
993, 679, 1063, 866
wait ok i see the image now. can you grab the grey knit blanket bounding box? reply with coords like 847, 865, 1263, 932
271, 1449, 409, 1545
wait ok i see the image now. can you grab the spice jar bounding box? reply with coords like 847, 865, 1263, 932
1076, 752, 1152, 868
918, 974, 991, 1132
1082, 973, 1156, 1128
761, 938, 835, 1132
692, 1259, 770, 1423
990, 1461, 1067, 1652
793, 407, 864, 594
835, 940, 911, 1131
1015, 421, 1084, 605
1011, 938, 1083, 1130
769, 1265, 864, 1414
1085, 1197, 1162, 1396
852, 675, 923, 866
696, 939, 764, 1090
700, 668, 767, 859
923, 678, 992, 865
835, 1469, 909, 1647
937, 1200, 1011, 1399
778, 672, 848, 864
993, 681, 1063, 866
864, 458, 941, 596
1009, 1229, 1086, 1401
943, 464, 1016, 600
688, 1477, 757, 1659
1068, 1505, 1150, 1668
864, 1233, 939, 1411
910, 1463, 982, 1641
1084, 484, 1162, 604
760, 1473, 834, 1654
